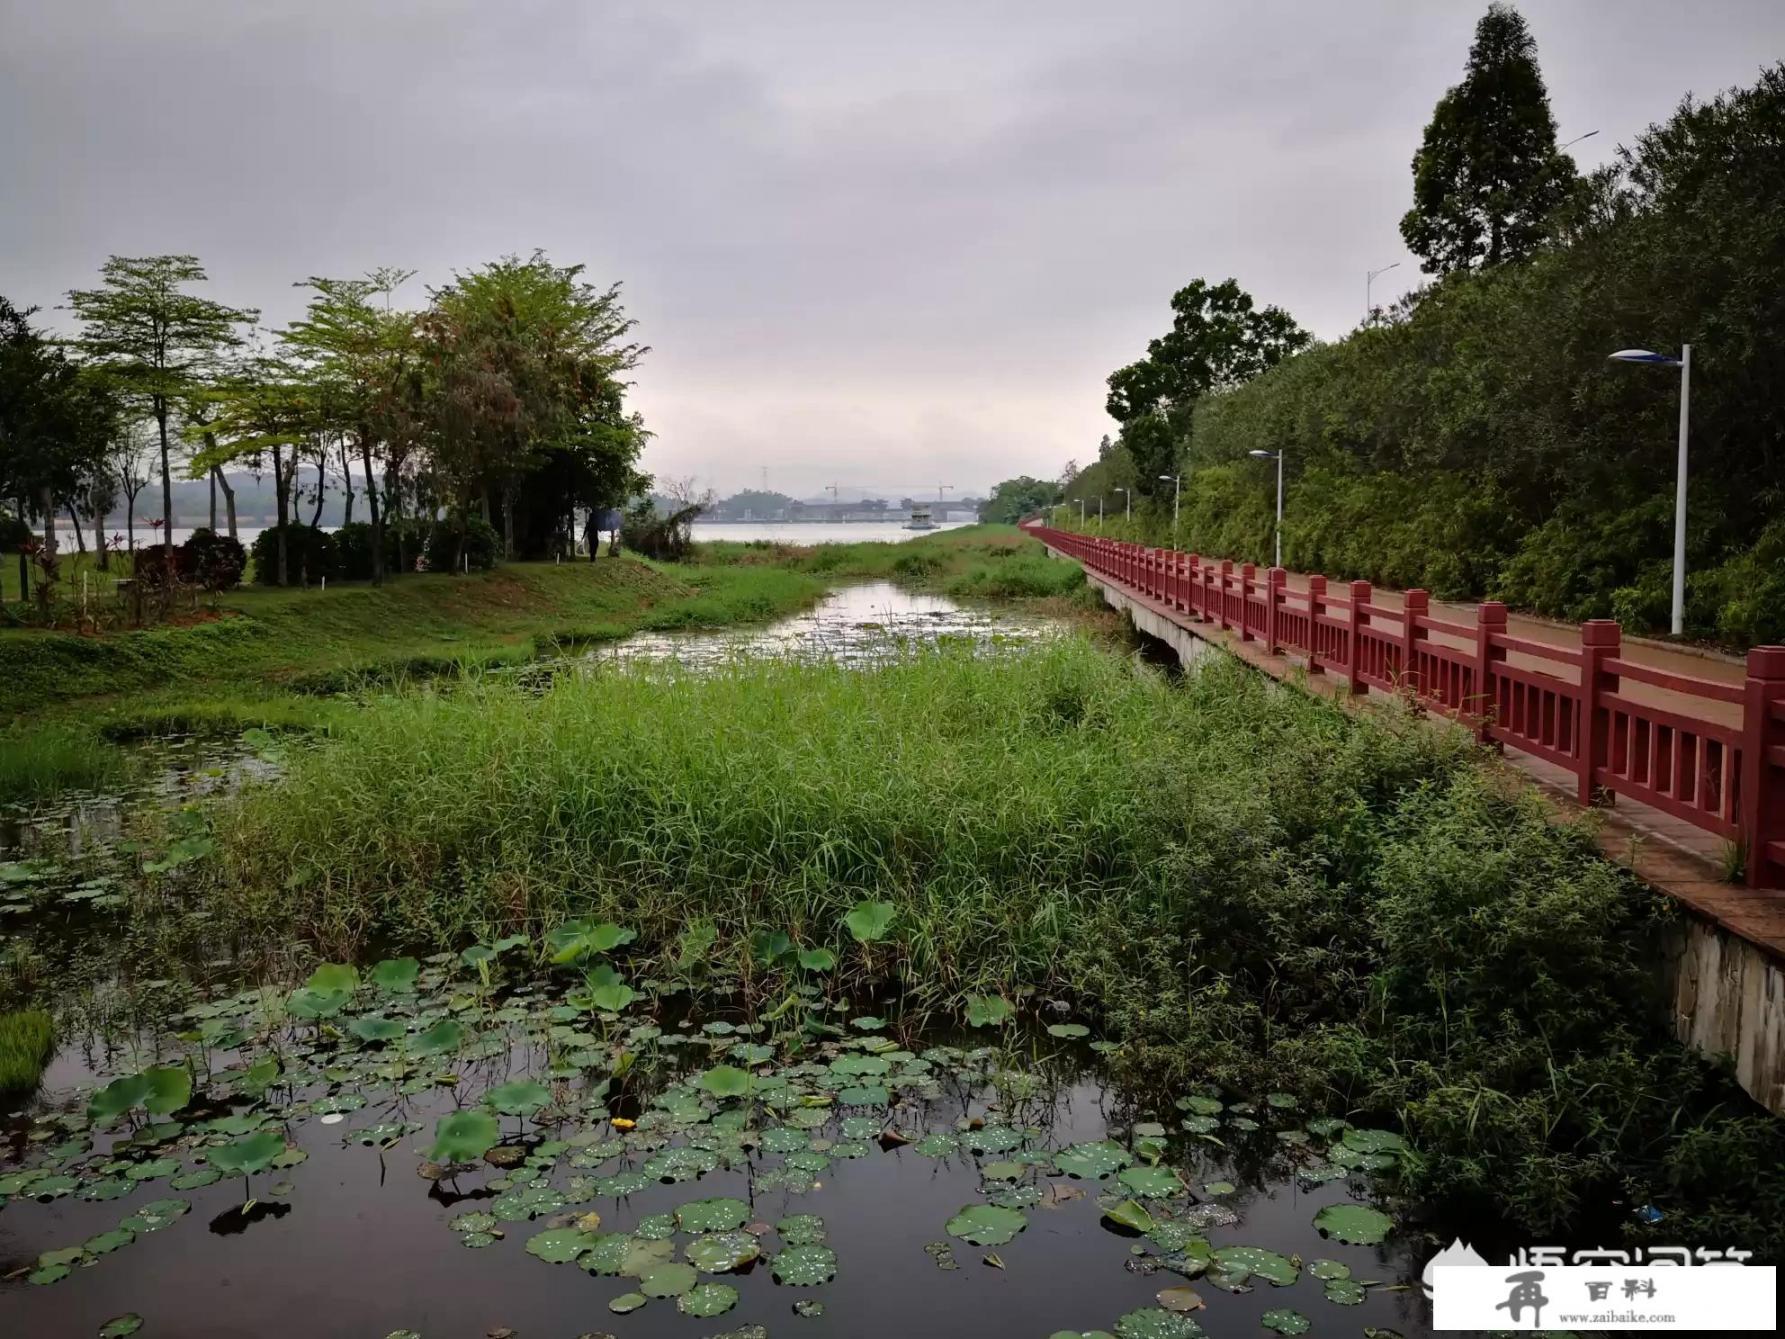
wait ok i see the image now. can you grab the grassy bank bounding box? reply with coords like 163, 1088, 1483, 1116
202, 638, 1785, 1252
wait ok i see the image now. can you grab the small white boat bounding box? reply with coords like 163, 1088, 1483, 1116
903, 504, 937, 531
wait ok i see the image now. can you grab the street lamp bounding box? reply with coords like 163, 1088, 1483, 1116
1366, 262, 1401, 326
1561, 129, 1599, 151
1097, 498, 1104, 529
1158, 473, 1181, 529
1609, 345, 1691, 636
1113, 486, 1130, 522
1077, 498, 1086, 526
1248, 449, 1284, 567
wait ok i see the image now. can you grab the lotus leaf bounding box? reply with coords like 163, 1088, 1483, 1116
1113, 1308, 1202, 1339
1103, 1199, 1156, 1233
1339, 1127, 1405, 1155
486, 1079, 552, 1116
676, 1196, 750, 1232
208, 1131, 285, 1177
98, 1317, 144, 1338
1261, 1310, 1311, 1336
1312, 1202, 1392, 1245
411, 1019, 466, 1055
1053, 1139, 1131, 1178
1210, 1245, 1298, 1286
1118, 1165, 1182, 1199
608, 1292, 647, 1314
772, 1243, 838, 1284
1176, 1095, 1223, 1116
348, 1016, 406, 1043
685, 1230, 760, 1272
960, 1125, 1022, 1155
914, 1133, 959, 1157
964, 994, 1013, 1028
699, 1065, 753, 1099
1325, 1277, 1366, 1304
843, 899, 896, 943
634, 1212, 678, 1240
1046, 1022, 1090, 1038
1157, 1286, 1204, 1313
797, 948, 837, 972
945, 1203, 1027, 1246
640, 1261, 699, 1297
1308, 1258, 1350, 1281
546, 919, 636, 964
369, 957, 419, 992
776, 1213, 826, 1245
678, 1281, 739, 1317
526, 1227, 595, 1263
618, 1236, 676, 1277
429, 1110, 499, 1163
580, 1233, 633, 1275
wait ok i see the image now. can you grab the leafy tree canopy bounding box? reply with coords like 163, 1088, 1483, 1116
979, 476, 1063, 525
1400, 3, 1577, 273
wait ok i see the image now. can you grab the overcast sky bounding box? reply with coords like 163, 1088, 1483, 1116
3, 2, 1781, 500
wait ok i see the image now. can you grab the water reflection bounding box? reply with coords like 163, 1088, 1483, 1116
587, 581, 1061, 669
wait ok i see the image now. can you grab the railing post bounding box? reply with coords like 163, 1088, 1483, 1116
1239, 563, 1256, 641
1579, 619, 1620, 808
1218, 560, 1234, 630
1401, 589, 1428, 699
1306, 575, 1326, 673
1741, 647, 1785, 888
1266, 567, 1285, 654
1474, 601, 1507, 743
1346, 580, 1370, 694
1188, 555, 1201, 619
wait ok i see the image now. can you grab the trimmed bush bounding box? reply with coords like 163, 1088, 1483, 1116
181, 528, 246, 592
423, 517, 499, 573
250, 524, 339, 585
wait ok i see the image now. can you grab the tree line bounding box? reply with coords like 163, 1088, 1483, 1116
0, 250, 649, 594
1050, 4, 1785, 645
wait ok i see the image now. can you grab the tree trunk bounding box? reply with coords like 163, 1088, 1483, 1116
210, 460, 237, 540
40, 486, 58, 559
66, 501, 87, 553
273, 443, 290, 587
97, 500, 111, 571
359, 428, 383, 586
15, 494, 27, 598
126, 494, 136, 555
501, 485, 514, 560
155, 399, 174, 536
209, 470, 217, 531
339, 439, 355, 526
310, 455, 326, 527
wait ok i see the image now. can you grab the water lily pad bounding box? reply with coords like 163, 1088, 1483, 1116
676, 1196, 750, 1232
1046, 1022, 1090, 1038
595, 1170, 650, 1197
1210, 1245, 1298, 1286
1202, 1181, 1235, 1197
1312, 1202, 1392, 1245
776, 1213, 826, 1245
84, 1227, 136, 1255
1261, 1309, 1310, 1335
1114, 1307, 1201, 1339
429, 1110, 499, 1163
1118, 1165, 1182, 1199
208, 1131, 285, 1177
1339, 1127, 1405, 1155
619, 1236, 676, 1277
491, 1185, 568, 1221
772, 1243, 838, 1285
486, 1080, 552, 1116
121, 1198, 190, 1233
914, 1132, 959, 1157
960, 1125, 1022, 1155
945, 1203, 1026, 1246
608, 1292, 647, 1314
1054, 1139, 1131, 1178
639, 1260, 700, 1298
761, 1127, 809, 1154
686, 1231, 760, 1272
1325, 1277, 1366, 1305
98, 1316, 145, 1338
411, 1019, 465, 1055
964, 994, 1013, 1028
1308, 1258, 1350, 1281
348, 1016, 406, 1043
1157, 1286, 1204, 1313
678, 1281, 739, 1317
1103, 1200, 1156, 1234
699, 1065, 753, 1099
526, 1227, 594, 1263
1177, 1095, 1223, 1116
370, 956, 420, 992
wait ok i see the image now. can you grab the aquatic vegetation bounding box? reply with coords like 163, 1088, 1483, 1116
0, 1007, 56, 1094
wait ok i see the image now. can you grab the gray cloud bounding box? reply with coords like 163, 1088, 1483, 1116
3, 0, 1780, 497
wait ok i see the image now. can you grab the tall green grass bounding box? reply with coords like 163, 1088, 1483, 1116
206, 638, 1785, 1253
0, 1009, 55, 1095
0, 722, 124, 802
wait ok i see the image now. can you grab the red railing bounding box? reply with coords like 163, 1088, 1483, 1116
1023, 522, 1785, 889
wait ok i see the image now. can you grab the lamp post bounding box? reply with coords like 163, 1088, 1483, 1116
1077, 498, 1086, 526
1113, 486, 1130, 523
1609, 345, 1692, 636
1248, 449, 1284, 568
1366, 262, 1401, 326
1158, 473, 1181, 530
1560, 129, 1599, 151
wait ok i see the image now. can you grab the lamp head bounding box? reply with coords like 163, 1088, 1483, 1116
1248, 449, 1277, 460
1609, 348, 1681, 366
